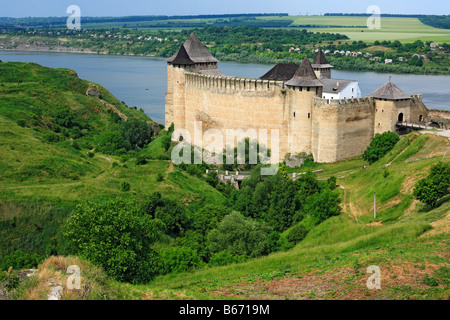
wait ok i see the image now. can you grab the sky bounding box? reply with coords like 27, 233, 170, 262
1, 0, 449, 18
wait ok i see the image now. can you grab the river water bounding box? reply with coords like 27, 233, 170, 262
1, 51, 449, 124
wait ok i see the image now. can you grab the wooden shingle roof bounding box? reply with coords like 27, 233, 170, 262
311, 49, 333, 69
369, 82, 411, 100
285, 57, 323, 87
167, 33, 218, 64
260, 63, 299, 81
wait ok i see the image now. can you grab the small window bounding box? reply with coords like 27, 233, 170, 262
308, 113, 311, 119
294, 112, 296, 118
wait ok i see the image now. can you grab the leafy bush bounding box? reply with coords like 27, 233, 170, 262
120, 181, 131, 192
43, 132, 60, 142
159, 247, 204, 274
208, 250, 248, 267
414, 162, 450, 207
97, 131, 129, 155
120, 118, 153, 150
161, 132, 172, 151
207, 212, 272, 258
63, 199, 163, 283
16, 119, 26, 127
286, 224, 308, 244
363, 132, 400, 164
0, 250, 43, 271
304, 188, 342, 226
0, 268, 20, 291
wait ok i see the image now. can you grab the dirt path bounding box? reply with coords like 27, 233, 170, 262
340, 185, 359, 223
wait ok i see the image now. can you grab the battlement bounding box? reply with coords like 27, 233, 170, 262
184, 71, 283, 92
313, 96, 374, 106
411, 94, 423, 102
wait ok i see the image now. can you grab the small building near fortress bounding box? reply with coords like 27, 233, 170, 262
165, 33, 429, 163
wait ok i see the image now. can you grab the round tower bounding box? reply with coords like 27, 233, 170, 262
165, 33, 219, 132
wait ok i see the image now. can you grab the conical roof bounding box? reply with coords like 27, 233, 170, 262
285, 56, 323, 87
167, 33, 218, 64
170, 45, 194, 65
369, 82, 411, 100
260, 63, 299, 81
311, 49, 333, 69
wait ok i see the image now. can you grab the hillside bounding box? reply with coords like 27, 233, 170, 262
0, 62, 229, 279
0, 61, 448, 301
130, 132, 449, 300
10, 131, 450, 301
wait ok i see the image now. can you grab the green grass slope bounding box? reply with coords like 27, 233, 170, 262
130, 132, 450, 300
0, 61, 228, 268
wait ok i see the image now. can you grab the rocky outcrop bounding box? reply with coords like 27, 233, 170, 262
86, 86, 100, 99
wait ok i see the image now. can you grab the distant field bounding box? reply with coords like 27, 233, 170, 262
265, 16, 450, 43
81, 15, 450, 44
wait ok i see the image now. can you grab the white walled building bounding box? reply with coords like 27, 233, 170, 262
320, 79, 362, 100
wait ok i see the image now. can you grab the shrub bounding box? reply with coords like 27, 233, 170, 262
43, 132, 60, 142
135, 154, 148, 165
120, 118, 153, 150
156, 173, 164, 182
363, 131, 400, 164
208, 250, 247, 267
87, 152, 95, 158
414, 162, 450, 207
63, 199, 163, 283
16, 119, 26, 127
161, 132, 172, 151
287, 224, 308, 244
159, 247, 204, 274
120, 181, 131, 192
304, 188, 342, 226
0, 250, 43, 271
0, 268, 20, 291
97, 131, 129, 155
72, 140, 80, 150
207, 212, 272, 258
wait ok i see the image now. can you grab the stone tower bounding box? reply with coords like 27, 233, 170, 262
165, 33, 219, 131
370, 81, 416, 135
285, 56, 324, 154
312, 49, 333, 79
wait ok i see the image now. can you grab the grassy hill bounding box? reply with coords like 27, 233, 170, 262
0, 61, 448, 300
125, 132, 448, 300
0, 62, 228, 273
11, 131, 450, 301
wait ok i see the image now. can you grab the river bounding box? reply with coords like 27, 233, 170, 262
1, 51, 449, 124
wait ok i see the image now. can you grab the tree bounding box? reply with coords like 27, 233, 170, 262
207, 212, 272, 258
120, 118, 153, 150
97, 131, 129, 155
414, 162, 450, 207
304, 188, 342, 225
63, 199, 163, 283
363, 131, 400, 164
159, 247, 204, 274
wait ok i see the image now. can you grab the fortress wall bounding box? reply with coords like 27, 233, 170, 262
311, 97, 374, 162
335, 100, 375, 161
409, 96, 429, 122
311, 102, 339, 163
183, 72, 289, 158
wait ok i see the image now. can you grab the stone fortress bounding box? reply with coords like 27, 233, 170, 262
165, 33, 430, 163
